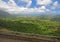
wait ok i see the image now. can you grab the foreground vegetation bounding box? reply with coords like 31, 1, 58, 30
0, 16, 60, 36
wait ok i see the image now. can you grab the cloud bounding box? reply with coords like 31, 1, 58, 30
39, 6, 50, 12
0, 0, 50, 14
51, 1, 59, 9
40, 6, 46, 10
18, 0, 32, 7
22, 6, 50, 13
37, 0, 52, 5
19, 0, 31, 2
0, 0, 24, 14
26, 0, 32, 7
0, 0, 9, 9
53, 1, 58, 6
8, 0, 17, 7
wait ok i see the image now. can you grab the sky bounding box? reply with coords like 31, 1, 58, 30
0, 0, 60, 14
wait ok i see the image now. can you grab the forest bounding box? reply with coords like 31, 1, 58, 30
0, 15, 60, 36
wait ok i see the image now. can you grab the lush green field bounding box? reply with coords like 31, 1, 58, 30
0, 16, 60, 36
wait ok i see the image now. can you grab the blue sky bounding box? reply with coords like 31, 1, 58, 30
0, 0, 60, 14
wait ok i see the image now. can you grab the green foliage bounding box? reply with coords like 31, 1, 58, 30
0, 16, 60, 36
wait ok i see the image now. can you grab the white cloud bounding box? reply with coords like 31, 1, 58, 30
0, 0, 10, 10
40, 6, 46, 10
26, 0, 32, 7
22, 6, 49, 13
39, 6, 50, 12
37, 0, 52, 5
8, 0, 17, 7
53, 1, 58, 7
19, 0, 31, 2
51, 1, 59, 9
0, 0, 50, 14
18, 0, 32, 7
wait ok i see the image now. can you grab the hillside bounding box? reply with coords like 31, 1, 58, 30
0, 15, 60, 36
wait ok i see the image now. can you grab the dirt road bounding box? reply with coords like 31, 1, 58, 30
0, 32, 60, 42
0, 38, 28, 42
0, 34, 55, 42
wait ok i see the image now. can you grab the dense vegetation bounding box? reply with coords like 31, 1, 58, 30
0, 15, 60, 36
